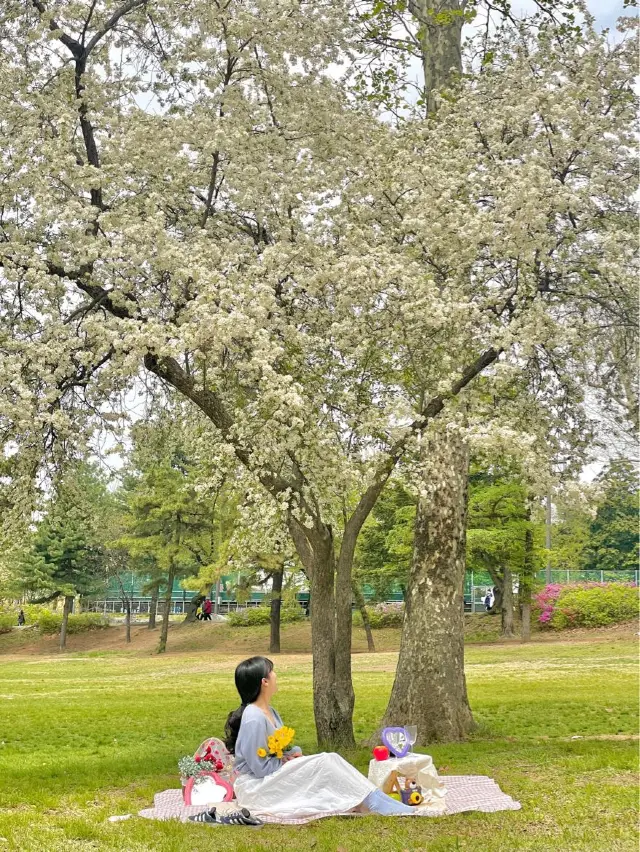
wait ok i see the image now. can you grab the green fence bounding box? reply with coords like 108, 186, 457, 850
87, 568, 637, 615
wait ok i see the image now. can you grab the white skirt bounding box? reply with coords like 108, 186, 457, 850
234, 752, 377, 820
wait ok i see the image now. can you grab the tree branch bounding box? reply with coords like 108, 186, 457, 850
84, 0, 147, 56
143, 353, 300, 506
342, 345, 502, 555
31, 0, 82, 57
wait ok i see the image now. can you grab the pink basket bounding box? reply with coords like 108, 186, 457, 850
183, 771, 234, 805
181, 737, 237, 804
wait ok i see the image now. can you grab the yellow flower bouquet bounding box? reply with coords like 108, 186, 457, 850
257, 725, 296, 760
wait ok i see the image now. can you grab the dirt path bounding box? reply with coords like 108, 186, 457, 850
0, 617, 636, 659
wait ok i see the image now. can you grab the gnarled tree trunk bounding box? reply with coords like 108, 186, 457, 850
59, 594, 74, 650
269, 568, 283, 654
184, 592, 206, 623
381, 430, 474, 743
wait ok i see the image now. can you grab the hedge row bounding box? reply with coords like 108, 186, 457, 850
36, 611, 110, 634
534, 582, 639, 629
226, 606, 304, 627
353, 602, 405, 629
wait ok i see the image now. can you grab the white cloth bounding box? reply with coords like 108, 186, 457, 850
367, 753, 447, 804
234, 752, 378, 820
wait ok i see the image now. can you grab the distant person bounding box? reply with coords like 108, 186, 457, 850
17, 609, 25, 626
202, 597, 213, 621
483, 590, 493, 612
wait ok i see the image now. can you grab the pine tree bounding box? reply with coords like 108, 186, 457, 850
18, 464, 108, 648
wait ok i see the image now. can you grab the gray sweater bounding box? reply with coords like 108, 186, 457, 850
234, 703, 286, 780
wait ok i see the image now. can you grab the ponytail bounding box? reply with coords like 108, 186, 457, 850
224, 703, 246, 755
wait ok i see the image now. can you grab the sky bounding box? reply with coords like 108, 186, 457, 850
571, 0, 628, 29
510, 0, 627, 29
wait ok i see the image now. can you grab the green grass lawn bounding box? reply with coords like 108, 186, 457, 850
0, 636, 637, 851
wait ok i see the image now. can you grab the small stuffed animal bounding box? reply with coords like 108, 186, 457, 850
400, 780, 424, 806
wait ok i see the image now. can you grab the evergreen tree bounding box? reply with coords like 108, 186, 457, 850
356, 482, 415, 601
584, 461, 639, 574
117, 417, 225, 653
18, 464, 109, 648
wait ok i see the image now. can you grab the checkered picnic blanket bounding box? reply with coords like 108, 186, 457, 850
137, 775, 520, 825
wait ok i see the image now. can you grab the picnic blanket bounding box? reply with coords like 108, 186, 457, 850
137, 776, 521, 825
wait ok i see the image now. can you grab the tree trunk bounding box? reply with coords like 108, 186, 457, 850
381, 429, 474, 743
501, 565, 515, 638
353, 582, 376, 653
488, 580, 502, 615
60, 594, 73, 650
290, 521, 356, 750
413, 0, 464, 113
157, 567, 175, 654
183, 592, 205, 623
520, 595, 531, 642
270, 568, 283, 654
124, 596, 131, 643
148, 584, 158, 630
520, 520, 534, 642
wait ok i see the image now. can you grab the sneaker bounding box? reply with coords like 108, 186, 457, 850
188, 807, 264, 827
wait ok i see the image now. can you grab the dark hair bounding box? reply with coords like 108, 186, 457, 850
224, 656, 274, 754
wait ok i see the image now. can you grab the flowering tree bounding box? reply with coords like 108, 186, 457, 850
0, 0, 503, 747
352, 0, 637, 741
0, 1, 636, 747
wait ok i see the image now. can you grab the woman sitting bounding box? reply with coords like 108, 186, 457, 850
225, 656, 417, 820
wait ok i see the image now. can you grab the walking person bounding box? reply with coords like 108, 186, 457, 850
202, 597, 213, 621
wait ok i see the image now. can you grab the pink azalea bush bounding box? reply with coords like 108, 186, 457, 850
534, 582, 638, 629
534, 584, 564, 625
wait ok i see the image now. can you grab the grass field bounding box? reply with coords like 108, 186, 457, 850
0, 627, 637, 851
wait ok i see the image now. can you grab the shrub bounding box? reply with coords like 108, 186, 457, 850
20, 603, 50, 625
354, 602, 405, 629
227, 605, 304, 627
0, 614, 14, 634
37, 611, 110, 634
534, 582, 639, 629
0, 603, 49, 626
